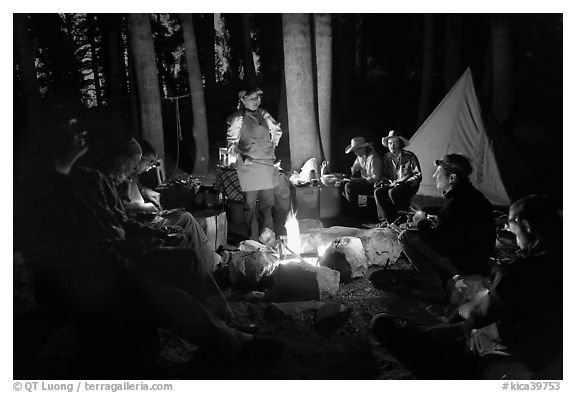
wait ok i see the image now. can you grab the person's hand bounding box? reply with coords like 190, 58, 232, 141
413, 210, 428, 223
140, 202, 159, 213
243, 156, 253, 166
158, 226, 186, 247
142, 188, 161, 207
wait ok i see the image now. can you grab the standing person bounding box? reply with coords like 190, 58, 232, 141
343, 136, 382, 208
374, 130, 422, 224
227, 85, 282, 241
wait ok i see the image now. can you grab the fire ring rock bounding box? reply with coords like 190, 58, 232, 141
358, 228, 402, 267
318, 237, 367, 283
228, 250, 277, 288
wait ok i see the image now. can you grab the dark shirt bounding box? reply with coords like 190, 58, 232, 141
15, 166, 123, 273
469, 238, 563, 368
418, 180, 496, 275
495, 239, 562, 364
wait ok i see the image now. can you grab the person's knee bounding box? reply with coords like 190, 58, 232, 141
244, 192, 258, 206
179, 212, 196, 226
259, 190, 275, 209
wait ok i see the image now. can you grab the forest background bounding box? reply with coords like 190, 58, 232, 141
12, 12, 563, 202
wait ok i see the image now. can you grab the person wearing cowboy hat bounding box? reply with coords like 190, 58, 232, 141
226, 84, 282, 242
374, 130, 422, 225
343, 136, 383, 208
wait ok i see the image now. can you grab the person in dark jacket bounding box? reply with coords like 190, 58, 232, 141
370, 194, 562, 379
397, 154, 496, 301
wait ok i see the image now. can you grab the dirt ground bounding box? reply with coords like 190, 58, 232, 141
14, 264, 432, 380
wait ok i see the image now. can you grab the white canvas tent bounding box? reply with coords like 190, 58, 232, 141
408, 68, 532, 206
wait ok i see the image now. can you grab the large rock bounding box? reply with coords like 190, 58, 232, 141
228, 250, 277, 288
271, 262, 340, 301
357, 228, 402, 267
318, 237, 367, 283
294, 226, 402, 268
271, 262, 319, 301
290, 226, 365, 255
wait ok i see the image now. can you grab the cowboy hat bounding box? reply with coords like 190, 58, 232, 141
345, 136, 373, 154
382, 130, 410, 147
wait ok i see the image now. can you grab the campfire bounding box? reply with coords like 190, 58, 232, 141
227, 207, 402, 300
276, 210, 329, 266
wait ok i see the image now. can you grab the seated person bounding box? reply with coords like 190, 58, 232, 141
120, 139, 162, 215
15, 107, 283, 374
374, 130, 422, 224
370, 194, 562, 379
343, 136, 382, 207
384, 154, 495, 303
118, 139, 221, 271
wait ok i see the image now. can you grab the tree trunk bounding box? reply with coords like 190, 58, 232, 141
491, 16, 514, 126
331, 14, 356, 125
314, 13, 333, 164
98, 14, 128, 113
354, 14, 366, 91
13, 14, 41, 123
126, 50, 141, 139
443, 14, 463, 92
180, 13, 210, 174
126, 14, 166, 162
241, 13, 258, 85
222, 14, 242, 85
276, 69, 291, 170
87, 14, 103, 106
282, 14, 321, 171
199, 14, 216, 90
416, 14, 435, 127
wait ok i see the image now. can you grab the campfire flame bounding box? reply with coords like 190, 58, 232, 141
284, 209, 301, 256
317, 243, 329, 257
